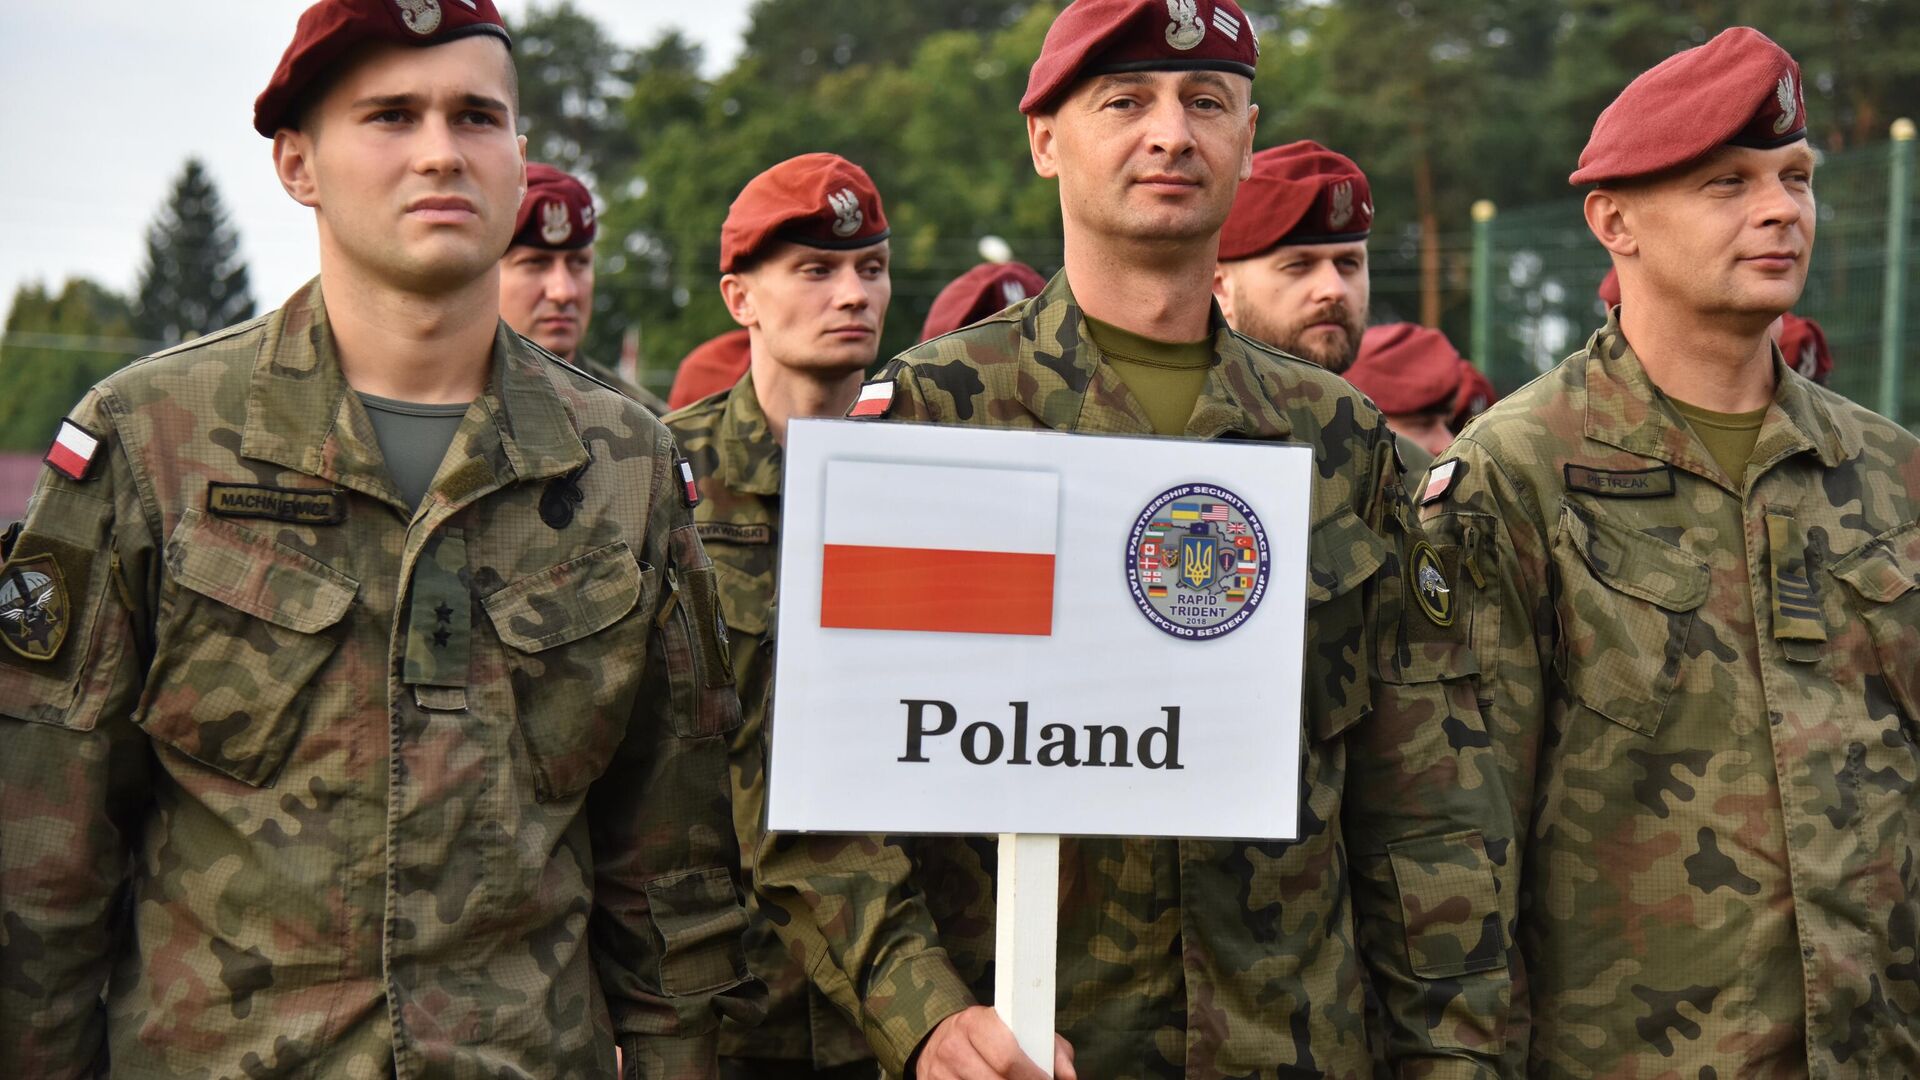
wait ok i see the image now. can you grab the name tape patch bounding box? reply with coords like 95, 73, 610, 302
207, 483, 347, 525
696, 521, 773, 545
1564, 463, 1674, 499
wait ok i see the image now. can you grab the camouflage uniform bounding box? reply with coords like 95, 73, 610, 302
665, 375, 877, 1074
754, 273, 1516, 1079
577, 353, 670, 416
0, 281, 763, 1079
1421, 312, 1920, 1076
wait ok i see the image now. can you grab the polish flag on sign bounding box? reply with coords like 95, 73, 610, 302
45, 420, 100, 481
819, 460, 1058, 636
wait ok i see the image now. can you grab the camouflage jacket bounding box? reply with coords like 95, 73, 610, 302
0, 282, 762, 1079
1421, 313, 1920, 1077
576, 353, 670, 416
753, 272, 1516, 1079
664, 374, 876, 1068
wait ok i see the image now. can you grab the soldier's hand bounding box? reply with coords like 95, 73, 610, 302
917, 1005, 1076, 1080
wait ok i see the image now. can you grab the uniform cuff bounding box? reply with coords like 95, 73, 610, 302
861, 950, 977, 1077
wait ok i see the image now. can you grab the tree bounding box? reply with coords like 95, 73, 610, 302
508, 1, 643, 183
0, 279, 145, 452
131, 158, 255, 347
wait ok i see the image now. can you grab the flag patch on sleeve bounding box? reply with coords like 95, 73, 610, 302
846, 380, 895, 419
44, 420, 102, 482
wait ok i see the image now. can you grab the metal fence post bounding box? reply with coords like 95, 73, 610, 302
1470, 199, 1495, 376
1879, 118, 1914, 425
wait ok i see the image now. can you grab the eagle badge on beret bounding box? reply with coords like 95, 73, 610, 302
828, 188, 864, 238
1772, 73, 1798, 135
393, 0, 442, 35
1328, 181, 1354, 230
1165, 0, 1206, 50
539, 201, 572, 245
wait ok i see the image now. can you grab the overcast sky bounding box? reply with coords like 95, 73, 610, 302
0, 2, 753, 326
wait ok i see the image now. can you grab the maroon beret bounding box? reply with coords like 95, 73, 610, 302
512, 164, 596, 251
1346, 323, 1464, 416
719, 154, 890, 273
1218, 141, 1372, 261
1778, 312, 1831, 385
1571, 27, 1805, 185
920, 262, 1050, 342
255, 0, 511, 138
667, 330, 753, 411
1597, 268, 1622, 308
1451, 359, 1498, 430
1021, 0, 1258, 115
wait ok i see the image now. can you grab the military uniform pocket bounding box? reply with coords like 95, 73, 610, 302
0, 486, 133, 732
1387, 829, 1505, 979
1554, 505, 1708, 736
482, 540, 653, 801
141, 509, 357, 786
660, 524, 742, 740
1305, 508, 1388, 740
645, 866, 751, 996
1830, 519, 1920, 724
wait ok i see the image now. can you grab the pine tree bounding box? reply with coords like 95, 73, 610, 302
131, 158, 255, 346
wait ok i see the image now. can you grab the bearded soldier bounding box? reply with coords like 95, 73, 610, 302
1421, 27, 1920, 1075
754, 2, 1515, 1078
0, 1, 759, 1075
665, 153, 893, 1080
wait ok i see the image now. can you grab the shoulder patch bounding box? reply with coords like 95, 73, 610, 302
207, 483, 347, 525
1407, 540, 1455, 627
696, 521, 772, 546
847, 379, 896, 419
45, 419, 103, 482
0, 555, 70, 662
1564, 463, 1674, 498
1419, 459, 1459, 506
677, 457, 701, 508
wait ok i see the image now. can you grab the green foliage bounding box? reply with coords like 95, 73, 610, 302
131, 158, 255, 348
0, 280, 145, 452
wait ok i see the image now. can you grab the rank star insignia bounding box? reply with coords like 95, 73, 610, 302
0, 555, 69, 662
1409, 540, 1454, 627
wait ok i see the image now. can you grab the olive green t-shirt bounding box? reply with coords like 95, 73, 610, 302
1671, 396, 1769, 486
1084, 317, 1213, 437
357, 392, 471, 510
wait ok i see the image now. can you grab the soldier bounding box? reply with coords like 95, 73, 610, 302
665, 153, 891, 1080
918, 261, 1049, 342
501, 162, 670, 412
0, 1, 761, 1076
1211, 142, 1444, 472
1420, 27, 1920, 1075
755, 2, 1514, 1078
1346, 323, 1481, 459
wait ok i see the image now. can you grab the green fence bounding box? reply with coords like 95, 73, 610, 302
1460, 122, 1919, 428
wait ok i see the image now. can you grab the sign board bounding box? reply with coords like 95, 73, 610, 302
767, 419, 1315, 841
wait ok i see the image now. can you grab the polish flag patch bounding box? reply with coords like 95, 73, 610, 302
677, 457, 700, 507
819, 460, 1058, 636
45, 420, 101, 482
1420, 459, 1457, 506
846, 380, 895, 419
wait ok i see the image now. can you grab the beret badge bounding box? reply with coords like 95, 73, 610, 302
1165, 0, 1206, 50
539, 201, 572, 245
829, 188, 864, 239
393, 0, 443, 35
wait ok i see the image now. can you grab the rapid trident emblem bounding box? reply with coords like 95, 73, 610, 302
828, 188, 863, 238
1164, 0, 1206, 50
1773, 72, 1797, 135
1328, 181, 1354, 230
392, 0, 442, 36
539, 201, 573, 245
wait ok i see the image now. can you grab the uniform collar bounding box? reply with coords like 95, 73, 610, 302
1581, 310, 1846, 486
242, 279, 589, 512
716, 371, 784, 498
1011, 271, 1292, 441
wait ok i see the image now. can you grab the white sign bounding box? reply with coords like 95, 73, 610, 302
768, 419, 1314, 840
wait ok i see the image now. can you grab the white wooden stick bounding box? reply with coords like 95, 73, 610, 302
994, 832, 1060, 1077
